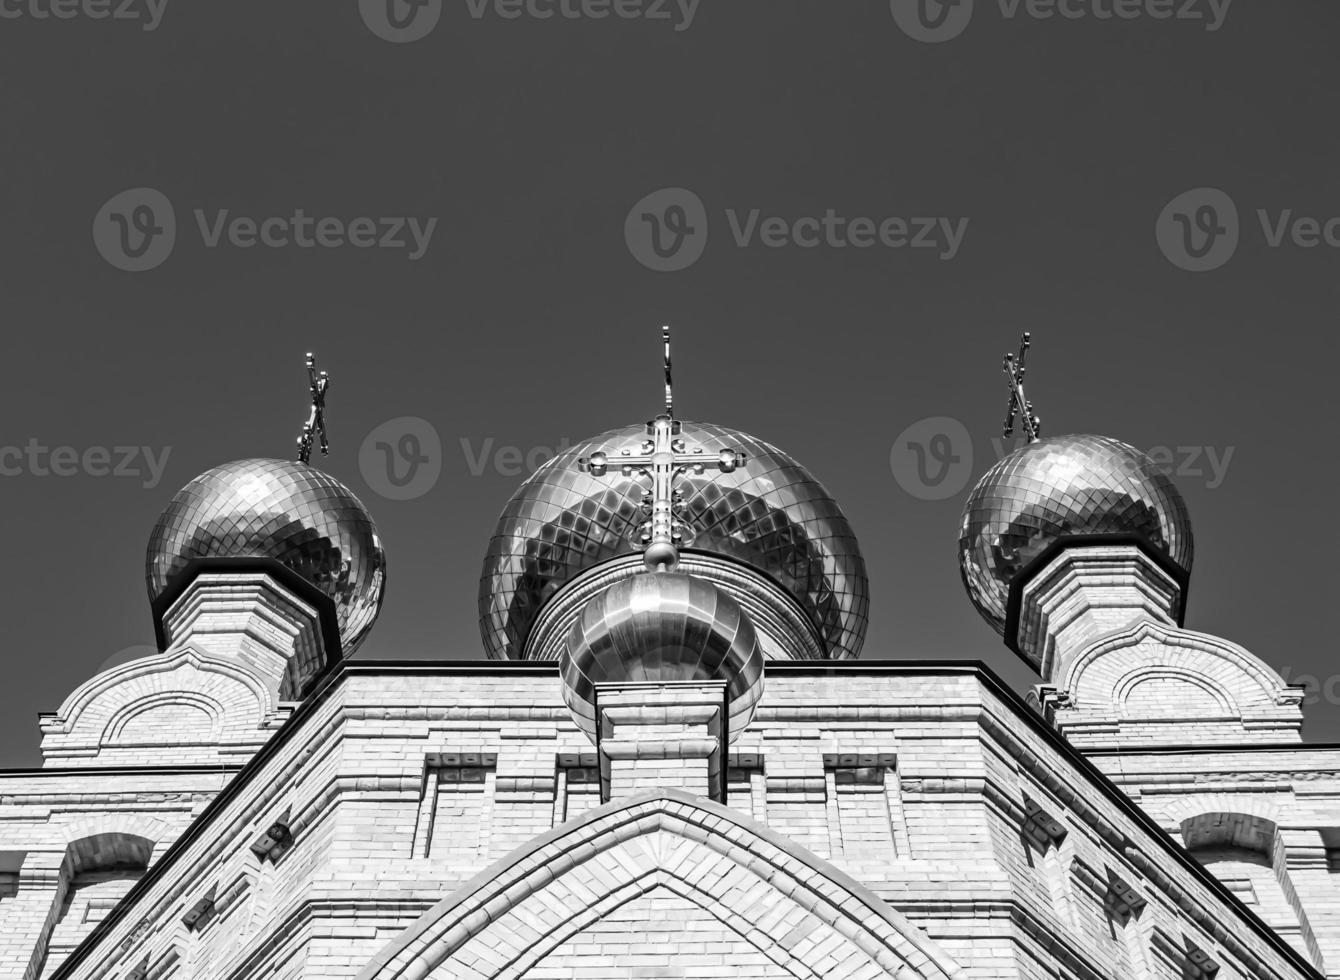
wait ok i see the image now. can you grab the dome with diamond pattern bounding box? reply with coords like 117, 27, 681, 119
146, 458, 387, 654
958, 434, 1193, 635
479, 420, 868, 661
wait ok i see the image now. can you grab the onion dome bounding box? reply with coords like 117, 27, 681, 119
958, 434, 1193, 635
146, 458, 387, 654
560, 572, 764, 743
479, 420, 868, 661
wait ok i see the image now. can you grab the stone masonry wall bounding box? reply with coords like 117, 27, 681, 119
19, 664, 1331, 980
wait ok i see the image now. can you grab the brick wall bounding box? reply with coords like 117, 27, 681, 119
16, 665, 1330, 980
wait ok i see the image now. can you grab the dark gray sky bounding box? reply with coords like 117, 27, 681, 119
1, 0, 1336, 767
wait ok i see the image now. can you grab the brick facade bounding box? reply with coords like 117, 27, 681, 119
2, 551, 1336, 979
0, 660, 1326, 980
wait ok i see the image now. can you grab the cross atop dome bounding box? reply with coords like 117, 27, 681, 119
1002, 332, 1041, 443
662, 324, 674, 416
577, 326, 747, 572
297, 352, 330, 464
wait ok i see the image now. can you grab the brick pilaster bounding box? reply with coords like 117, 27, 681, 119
595, 682, 726, 803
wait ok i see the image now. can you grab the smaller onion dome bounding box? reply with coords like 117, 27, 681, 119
560, 572, 764, 745
146, 458, 387, 654
958, 434, 1193, 635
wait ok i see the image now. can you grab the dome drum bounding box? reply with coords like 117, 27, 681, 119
150, 556, 345, 693
1001, 532, 1192, 659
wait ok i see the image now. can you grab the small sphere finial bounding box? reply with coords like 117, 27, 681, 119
643, 540, 679, 572
560, 572, 765, 746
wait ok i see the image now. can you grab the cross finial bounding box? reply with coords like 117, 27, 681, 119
296, 352, 330, 464
1002, 332, 1041, 443
578, 328, 746, 572
662, 324, 674, 417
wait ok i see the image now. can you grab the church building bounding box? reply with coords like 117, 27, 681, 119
1, 337, 1335, 979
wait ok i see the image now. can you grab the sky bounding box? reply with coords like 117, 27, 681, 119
0, 0, 1336, 767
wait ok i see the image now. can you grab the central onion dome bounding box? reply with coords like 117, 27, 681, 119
479, 420, 868, 661
560, 572, 765, 743
147, 458, 387, 654
958, 434, 1193, 635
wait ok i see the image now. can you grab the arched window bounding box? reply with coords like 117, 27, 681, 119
37, 833, 153, 980
1181, 813, 1305, 957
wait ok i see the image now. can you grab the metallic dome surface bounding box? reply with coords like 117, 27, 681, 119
479, 420, 868, 661
958, 434, 1193, 635
560, 571, 764, 743
146, 458, 387, 654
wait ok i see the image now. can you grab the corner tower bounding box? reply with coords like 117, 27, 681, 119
957, 334, 1300, 748
40, 354, 387, 766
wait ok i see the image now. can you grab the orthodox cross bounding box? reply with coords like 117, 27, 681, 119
662, 324, 674, 416
296, 352, 330, 464
578, 326, 747, 572
1002, 332, 1041, 443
